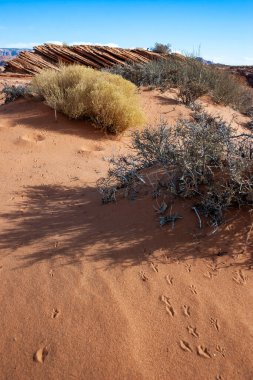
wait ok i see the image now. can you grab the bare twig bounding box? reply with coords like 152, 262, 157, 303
159, 214, 182, 227
192, 206, 202, 229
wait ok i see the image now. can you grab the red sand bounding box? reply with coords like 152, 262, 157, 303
0, 90, 252, 379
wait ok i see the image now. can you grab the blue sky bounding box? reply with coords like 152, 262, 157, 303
0, 0, 252, 65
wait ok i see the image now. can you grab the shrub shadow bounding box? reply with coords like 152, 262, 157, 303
0, 98, 117, 141
0, 184, 252, 270
155, 95, 179, 106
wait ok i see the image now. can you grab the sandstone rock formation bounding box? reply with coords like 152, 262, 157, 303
4, 44, 164, 74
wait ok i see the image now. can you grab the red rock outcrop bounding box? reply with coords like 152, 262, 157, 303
4, 44, 164, 74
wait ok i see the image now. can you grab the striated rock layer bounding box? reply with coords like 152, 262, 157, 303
4, 44, 164, 74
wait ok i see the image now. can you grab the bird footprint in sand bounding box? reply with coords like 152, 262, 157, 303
232, 269, 248, 285
197, 345, 212, 358
151, 262, 158, 273
189, 285, 197, 294
33, 347, 48, 363
187, 325, 199, 338
49, 270, 54, 277
185, 264, 192, 273
207, 262, 219, 273
203, 271, 218, 279
216, 345, 225, 357
51, 308, 60, 319
182, 305, 190, 317
165, 275, 174, 285
210, 317, 220, 332
179, 340, 193, 352
160, 295, 176, 317
139, 271, 148, 282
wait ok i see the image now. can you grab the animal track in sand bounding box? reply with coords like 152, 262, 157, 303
165, 304, 176, 317
185, 264, 192, 273
182, 305, 190, 317
179, 340, 193, 352
49, 270, 54, 277
76, 148, 92, 158
93, 144, 104, 152
187, 325, 199, 338
139, 271, 148, 282
34, 133, 45, 142
189, 285, 197, 294
33, 347, 48, 363
197, 345, 212, 358
161, 295, 170, 304
150, 262, 158, 273
216, 345, 225, 357
160, 295, 176, 317
210, 318, 220, 332
232, 269, 248, 285
203, 271, 218, 279
206, 262, 220, 273
165, 274, 174, 285
51, 308, 60, 319
77, 144, 103, 156
15, 133, 45, 146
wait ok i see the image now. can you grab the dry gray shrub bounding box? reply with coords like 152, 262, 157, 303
2, 84, 29, 103
108, 58, 253, 112
98, 111, 253, 227
151, 42, 172, 54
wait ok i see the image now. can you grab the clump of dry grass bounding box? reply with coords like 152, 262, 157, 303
98, 111, 253, 227
32, 65, 145, 134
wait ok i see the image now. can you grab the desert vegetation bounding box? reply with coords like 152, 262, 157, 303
98, 111, 253, 228
2, 84, 28, 103
108, 57, 253, 113
31, 65, 145, 134
151, 42, 172, 54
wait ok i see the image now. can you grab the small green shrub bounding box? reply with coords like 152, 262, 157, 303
32, 65, 145, 134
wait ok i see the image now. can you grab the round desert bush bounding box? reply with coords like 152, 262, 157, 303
90, 73, 145, 133
32, 66, 98, 118
32, 65, 145, 134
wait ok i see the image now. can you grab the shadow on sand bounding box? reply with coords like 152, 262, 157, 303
0, 184, 252, 270
0, 98, 120, 141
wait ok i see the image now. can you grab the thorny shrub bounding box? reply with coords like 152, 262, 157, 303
97, 112, 253, 228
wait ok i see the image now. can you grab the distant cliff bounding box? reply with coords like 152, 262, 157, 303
0, 48, 32, 57
0, 48, 32, 67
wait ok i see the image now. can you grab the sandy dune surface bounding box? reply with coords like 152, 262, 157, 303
0, 90, 252, 380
